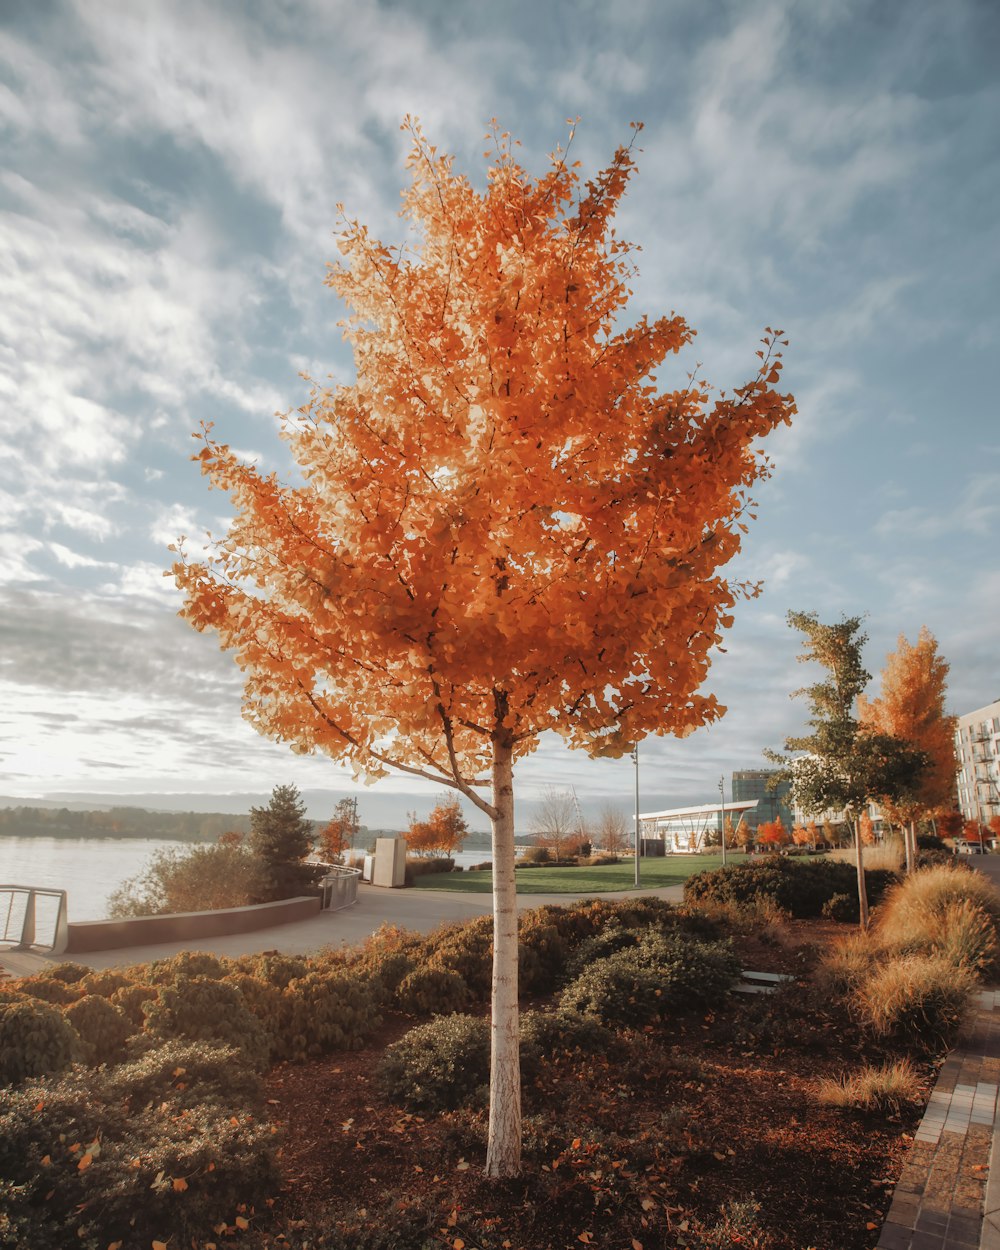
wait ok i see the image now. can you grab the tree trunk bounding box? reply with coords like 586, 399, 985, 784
485, 735, 521, 1178
906, 819, 916, 874
854, 817, 870, 929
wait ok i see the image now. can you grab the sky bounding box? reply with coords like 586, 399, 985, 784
1, 0, 998, 831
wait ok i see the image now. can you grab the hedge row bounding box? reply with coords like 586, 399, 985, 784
683, 855, 897, 919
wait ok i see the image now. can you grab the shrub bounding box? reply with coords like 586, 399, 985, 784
142, 975, 271, 1068
817, 1059, 922, 1113
378, 1013, 491, 1113
404, 856, 455, 883
0, 1042, 279, 1250
395, 965, 470, 1016
234, 950, 310, 987
684, 856, 896, 919
425, 915, 495, 998
517, 911, 571, 994
109, 981, 159, 1029
35, 962, 89, 984
354, 924, 423, 992
0, 998, 78, 1086
519, 845, 551, 865
104, 1038, 265, 1109
107, 840, 270, 917
562, 925, 639, 983
62, 994, 132, 1064
277, 968, 383, 1061
822, 892, 858, 923
519, 1007, 615, 1063
13, 975, 81, 1006
853, 954, 975, 1051
560, 933, 739, 1027
77, 968, 136, 999
148, 949, 232, 984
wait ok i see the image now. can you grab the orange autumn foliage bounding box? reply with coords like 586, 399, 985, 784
757, 818, 789, 849
407, 796, 470, 857
171, 118, 794, 1175
173, 118, 794, 788
857, 627, 957, 823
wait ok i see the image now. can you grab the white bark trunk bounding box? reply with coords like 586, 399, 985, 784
854, 817, 870, 929
485, 735, 521, 1178
906, 820, 916, 874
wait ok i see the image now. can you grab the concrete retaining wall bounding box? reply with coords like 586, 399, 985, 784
61, 896, 321, 954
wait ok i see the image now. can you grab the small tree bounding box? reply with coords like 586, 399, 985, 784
595, 805, 630, 855
249, 784, 319, 901
733, 816, 753, 852
173, 120, 794, 1176
767, 612, 927, 928
531, 788, 579, 862
320, 797, 361, 863
791, 824, 811, 848
857, 627, 957, 872
756, 817, 789, 850
407, 796, 470, 857
939, 809, 965, 840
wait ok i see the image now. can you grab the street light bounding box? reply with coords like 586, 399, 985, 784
632, 743, 640, 888
719, 775, 727, 867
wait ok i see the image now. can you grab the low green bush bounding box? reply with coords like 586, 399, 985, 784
821, 892, 858, 923
147, 950, 232, 984
143, 975, 271, 1068
560, 932, 740, 1027
395, 965, 469, 1016
684, 856, 896, 919
277, 969, 383, 1061
425, 915, 495, 999
377, 1013, 491, 1113
77, 969, 136, 999
0, 998, 78, 1086
110, 982, 158, 1029
561, 925, 639, 983
62, 994, 132, 1064
519, 1008, 615, 1068
14, 976, 81, 1006
517, 912, 571, 994
0, 1041, 278, 1250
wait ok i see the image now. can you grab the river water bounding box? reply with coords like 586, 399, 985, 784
0, 836, 498, 922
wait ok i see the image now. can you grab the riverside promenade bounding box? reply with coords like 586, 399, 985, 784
0, 880, 687, 977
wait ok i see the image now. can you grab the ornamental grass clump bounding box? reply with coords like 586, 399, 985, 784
876, 864, 1000, 977
817, 1059, 922, 1113
853, 954, 975, 1051
815, 931, 878, 996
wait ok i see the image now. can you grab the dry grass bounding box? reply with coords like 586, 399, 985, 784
853, 953, 976, 1050
815, 931, 878, 996
876, 864, 1000, 976
816, 1059, 923, 1113
826, 836, 903, 873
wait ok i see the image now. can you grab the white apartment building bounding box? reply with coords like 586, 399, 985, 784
955, 698, 1000, 827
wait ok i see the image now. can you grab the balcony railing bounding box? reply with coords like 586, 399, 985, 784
0, 885, 69, 953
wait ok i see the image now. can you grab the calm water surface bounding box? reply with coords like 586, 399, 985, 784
0, 837, 196, 921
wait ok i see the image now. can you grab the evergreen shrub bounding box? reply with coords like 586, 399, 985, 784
62, 994, 132, 1064
377, 1013, 490, 1113
277, 969, 382, 1060
0, 998, 78, 1086
143, 975, 271, 1068
684, 856, 896, 918
0, 1041, 278, 1250
560, 932, 740, 1026
395, 965, 470, 1016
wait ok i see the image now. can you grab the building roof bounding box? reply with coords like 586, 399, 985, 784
639, 800, 758, 820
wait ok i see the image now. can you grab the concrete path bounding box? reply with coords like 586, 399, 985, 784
0, 881, 686, 976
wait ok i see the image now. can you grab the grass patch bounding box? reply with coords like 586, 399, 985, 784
410, 853, 729, 894
816, 1059, 922, 1113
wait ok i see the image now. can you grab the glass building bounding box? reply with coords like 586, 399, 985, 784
731, 769, 793, 832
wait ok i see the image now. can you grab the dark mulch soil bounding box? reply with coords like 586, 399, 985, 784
253, 920, 936, 1250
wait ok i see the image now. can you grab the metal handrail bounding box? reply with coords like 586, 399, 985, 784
318, 864, 362, 912
0, 885, 69, 953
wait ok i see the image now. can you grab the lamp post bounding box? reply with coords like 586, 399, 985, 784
632, 743, 640, 888
719, 775, 727, 867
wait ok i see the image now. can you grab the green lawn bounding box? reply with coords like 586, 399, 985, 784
409, 852, 730, 894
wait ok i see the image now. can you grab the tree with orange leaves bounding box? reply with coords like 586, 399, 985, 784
757, 817, 789, 850
407, 796, 470, 858
857, 627, 957, 873
172, 118, 794, 1176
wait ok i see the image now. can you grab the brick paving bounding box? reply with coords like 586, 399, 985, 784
877, 990, 1000, 1250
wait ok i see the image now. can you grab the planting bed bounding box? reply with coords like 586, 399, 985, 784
255, 921, 936, 1250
